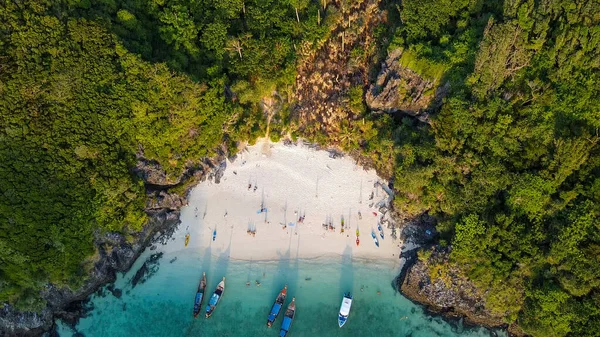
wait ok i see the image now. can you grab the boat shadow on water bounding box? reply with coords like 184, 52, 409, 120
212, 229, 232, 293
340, 245, 354, 293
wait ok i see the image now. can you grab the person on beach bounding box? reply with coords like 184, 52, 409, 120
253, 185, 258, 192
248, 183, 252, 190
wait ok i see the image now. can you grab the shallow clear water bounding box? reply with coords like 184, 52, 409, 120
57, 247, 505, 337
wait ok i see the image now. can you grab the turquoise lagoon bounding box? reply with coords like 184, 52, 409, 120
56, 247, 505, 337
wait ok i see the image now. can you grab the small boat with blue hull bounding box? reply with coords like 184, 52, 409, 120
279, 297, 296, 337
371, 230, 379, 247
205, 277, 225, 318
377, 223, 384, 240
192, 272, 207, 318
267, 285, 288, 327
338, 292, 353, 327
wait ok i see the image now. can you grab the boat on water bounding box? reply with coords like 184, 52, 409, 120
371, 230, 379, 247
205, 277, 225, 318
279, 297, 296, 337
267, 285, 288, 327
338, 292, 353, 327
377, 223, 384, 239
185, 233, 190, 247
193, 272, 207, 318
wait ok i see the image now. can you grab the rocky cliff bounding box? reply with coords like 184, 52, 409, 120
366, 49, 448, 123
397, 246, 526, 336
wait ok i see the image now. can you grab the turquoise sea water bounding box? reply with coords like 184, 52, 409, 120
56, 246, 505, 337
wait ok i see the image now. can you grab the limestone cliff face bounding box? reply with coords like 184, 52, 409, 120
398, 247, 526, 336
366, 49, 448, 123
0, 154, 226, 337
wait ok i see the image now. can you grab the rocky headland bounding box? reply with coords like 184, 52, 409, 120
0, 151, 228, 337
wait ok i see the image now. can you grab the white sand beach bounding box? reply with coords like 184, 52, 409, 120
170, 139, 401, 261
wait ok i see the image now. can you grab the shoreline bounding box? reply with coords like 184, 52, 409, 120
168, 140, 402, 264
1, 139, 506, 337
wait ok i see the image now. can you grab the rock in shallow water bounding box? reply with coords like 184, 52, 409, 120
131, 252, 163, 288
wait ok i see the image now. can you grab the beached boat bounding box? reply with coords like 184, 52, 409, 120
185, 233, 190, 247
193, 272, 207, 318
205, 277, 225, 318
212, 228, 217, 241
267, 285, 288, 327
377, 223, 384, 240
338, 292, 353, 327
371, 230, 379, 247
279, 297, 296, 337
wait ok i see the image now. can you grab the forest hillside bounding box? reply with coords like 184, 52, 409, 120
1, 1, 599, 336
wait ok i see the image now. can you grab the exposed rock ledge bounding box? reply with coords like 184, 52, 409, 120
366, 48, 449, 123
0, 152, 227, 337
396, 245, 526, 336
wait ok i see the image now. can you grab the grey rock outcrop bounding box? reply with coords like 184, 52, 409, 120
398, 247, 524, 335
366, 49, 448, 123
0, 305, 51, 337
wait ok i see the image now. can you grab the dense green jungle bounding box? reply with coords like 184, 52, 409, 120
0, 0, 599, 336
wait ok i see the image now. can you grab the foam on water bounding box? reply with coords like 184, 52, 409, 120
57, 248, 505, 337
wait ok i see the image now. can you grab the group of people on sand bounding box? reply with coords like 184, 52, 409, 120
246, 229, 257, 237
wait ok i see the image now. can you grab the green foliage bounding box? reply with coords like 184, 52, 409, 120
375, 0, 600, 335
0, 0, 329, 311
347, 85, 366, 115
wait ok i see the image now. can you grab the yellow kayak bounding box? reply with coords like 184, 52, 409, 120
185, 233, 190, 247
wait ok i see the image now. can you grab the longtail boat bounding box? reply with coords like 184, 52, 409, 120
205, 277, 225, 318
371, 230, 379, 247
338, 292, 353, 327
185, 233, 190, 247
279, 297, 296, 337
267, 285, 288, 327
193, 272, 207, 318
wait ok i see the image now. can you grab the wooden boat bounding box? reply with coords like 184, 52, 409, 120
193, 272, 207, 318
279, 297, 296, 337
205, 277, 225, 318
338, 292, 353, 327
371, 230, 379, 247
377, 223, 384, 240
185, 233, 190, 247
267, 285, 288, 327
